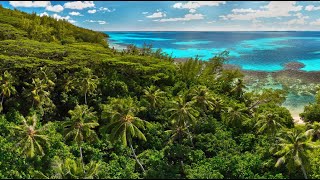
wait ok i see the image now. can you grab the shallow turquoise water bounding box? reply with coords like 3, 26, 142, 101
241, 64, 283, 71
173, 41, 211, 45
106, 31, 320, 72
298, 59, 320, 71
106, 31, 320, 117
160, 47, 241, 60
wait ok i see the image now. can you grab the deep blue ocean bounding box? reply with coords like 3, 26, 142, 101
105, 31, 320, 72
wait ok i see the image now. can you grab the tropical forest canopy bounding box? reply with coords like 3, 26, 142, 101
0, 5, 320, 179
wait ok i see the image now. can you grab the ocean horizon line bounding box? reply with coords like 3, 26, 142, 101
101, 30, 320, 32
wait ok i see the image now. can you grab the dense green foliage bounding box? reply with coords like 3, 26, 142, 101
0, 6, 320, 179
0, 5, 108, 45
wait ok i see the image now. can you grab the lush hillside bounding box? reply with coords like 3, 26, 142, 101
0, 4, 108, 45
0, 6, 319, 179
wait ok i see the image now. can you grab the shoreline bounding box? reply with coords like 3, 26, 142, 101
107, 44, 317, 124
241, 69, 319, 125
292, 116, 305, 125
174, 58, 320, 125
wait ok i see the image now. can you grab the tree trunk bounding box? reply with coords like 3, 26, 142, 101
1, 94, 4, 105
84, 91, 87, 105
180, 160, 185, 178
248, 100, 262, 110
301, 164, 308, 179
129, 142, 146, 174
177, 130, 185, 177
184, 122, 194, 147
79, 146, 86, 174
0, 94, 4, 112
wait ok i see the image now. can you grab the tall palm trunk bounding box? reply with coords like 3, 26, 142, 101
180, 159, 185, 178
129, 141, 145, 174
79, 145, 86, 174
177, 129, 184, 175
1, 93, 4, 105
301, 164, 308, 179
184, 121, 194, 147
0, 93, 4, 112
84, 90, 87, 105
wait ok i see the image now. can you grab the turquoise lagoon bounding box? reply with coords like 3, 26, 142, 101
106, 31, 320, 119
106, 31, 320, 72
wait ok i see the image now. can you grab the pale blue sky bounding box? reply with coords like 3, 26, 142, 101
1, 1, 320, 31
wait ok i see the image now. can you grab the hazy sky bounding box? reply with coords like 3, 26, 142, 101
1, 1, 320, 31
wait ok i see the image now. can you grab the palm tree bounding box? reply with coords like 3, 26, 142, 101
212, 97, 225, 115
166, 95, 200, 176
189, 85, 217, 113
65, 68, 98, 105
0, 71, 17, 112
74, 68, 98, 105
306, 122, 320, 140
231, 78, 246, 100
26, 77, 55, 112
10, 113, 49, 158
164, 122, 189, 176
142, 85, 166, 109
63, 104, 99, 172
247, 89, 287, 111
101, 97, 150, 173
274, 129, 319, 179
35, 156, 100, 179
165, 123, 188, 144
30, 78, 49, 106
222, 103, 249, 127
254, 112, 284, 136
168, 95, 199, 146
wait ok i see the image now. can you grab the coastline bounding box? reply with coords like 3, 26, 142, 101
105, 42, 318, 124
174, 58, 320, 124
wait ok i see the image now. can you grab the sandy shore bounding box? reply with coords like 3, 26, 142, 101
173, 58, 319, 125
292, 116, 305, 124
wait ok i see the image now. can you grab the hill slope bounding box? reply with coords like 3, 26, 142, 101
0, 4, 108, 45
